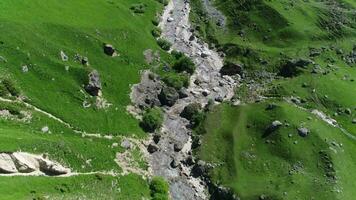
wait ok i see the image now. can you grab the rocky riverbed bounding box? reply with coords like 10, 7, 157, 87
130, 0, 239, 199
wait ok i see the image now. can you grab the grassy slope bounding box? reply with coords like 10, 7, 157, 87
199, 102, 356, 199
0, 0, 165, 135
191, 0, 356, 199
0, 0, 165, 199
0, 174, 150, 200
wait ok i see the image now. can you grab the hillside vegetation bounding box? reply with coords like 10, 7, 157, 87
191, 0, 356, 199
0, 0, 169, 199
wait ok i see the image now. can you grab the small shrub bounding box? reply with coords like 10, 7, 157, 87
162, 73, 189, 90
180, 103, 202, 121
156, 0, 168, 6
141, 107, 164, 132
152, 18, 159, 26
130, 3, 147, 14
173, 56, 195, 74
150, 177, 169, 200
157, 39, 171, 51
2, 79, 20, 97
152, 27, 162, 38
0, 84, 8, 97
171, 50, 185, 60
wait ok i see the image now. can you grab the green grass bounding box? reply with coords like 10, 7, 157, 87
198, 102, 356, 199
0, 0, 167, 135
0, 1, 170, 198
192, 1, 356, 199
0, 173, 151, 200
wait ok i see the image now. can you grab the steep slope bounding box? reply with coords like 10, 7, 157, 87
0, 0, 168, 199
190, 0, 356, 199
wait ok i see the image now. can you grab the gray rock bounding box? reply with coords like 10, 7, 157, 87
297, 127, 310, 137
60, 51, 68, 61
345, 108, 352, 115
174, 142, 184, 152
103, 44, 117, 56
265, 120, 283, 135
158, 87, 179, 106
0, 153, 17, 173
120, 139, 132, 149
147, 144, 159, 154
170, 158, 179, 168
352, 119, 356, 124
81, 57, 89, 65
85, 70, 102, 96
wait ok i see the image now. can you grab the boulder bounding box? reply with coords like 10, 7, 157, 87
352, 119, 356, 124
120, 139, 132, 149
173, 142, 184, 152
191, 160, 208, 178
81, 57, 89, 65
0, 153, 17, 173
85, 70, 102, 96
38, 159, 70, 175
167, 17, 174, 22
170, 158, 179, 168
158, 87, 179, 106
180, 103, 202, 121
264, 120, 283, 137
11, 152, 39, 173
147, 144, 159, 154
297, 127, 309, 137
220, 62, 243, 77
201, 50, 211, 58
60, 51, 68, 61
103, 44, 117, 56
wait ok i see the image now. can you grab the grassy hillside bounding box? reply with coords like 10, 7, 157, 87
198, 102, 356, 200
191, 0, 356, 199
0, 0, 165, 135
0, 0, 168, 199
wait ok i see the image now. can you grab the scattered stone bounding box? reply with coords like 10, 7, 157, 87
60, 51, 68, 61
167, 17, 174, 22
85, 70, 102, 96
345, 108, 352, 115
170, 158, 179, 168
41, 126, 49, 133
201, 50, 211, 58
147, 144, 159, 154
81, 57, 89, 66
158, 87, 179, 107
120, 139, 132, 149
178, 88, 189, 99
22, 65, 29, 73
183, 155, 195, 166
174, 142, 184, 152
265, 120, 283, 135
103, 44, 118, 56
153, 134, 161, 144
297, 127, 310, 137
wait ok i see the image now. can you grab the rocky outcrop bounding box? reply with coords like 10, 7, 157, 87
220, 62, 244, 77
85, 70, 102, 96
0, 152, 70, 176
158, 87, 179, 107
